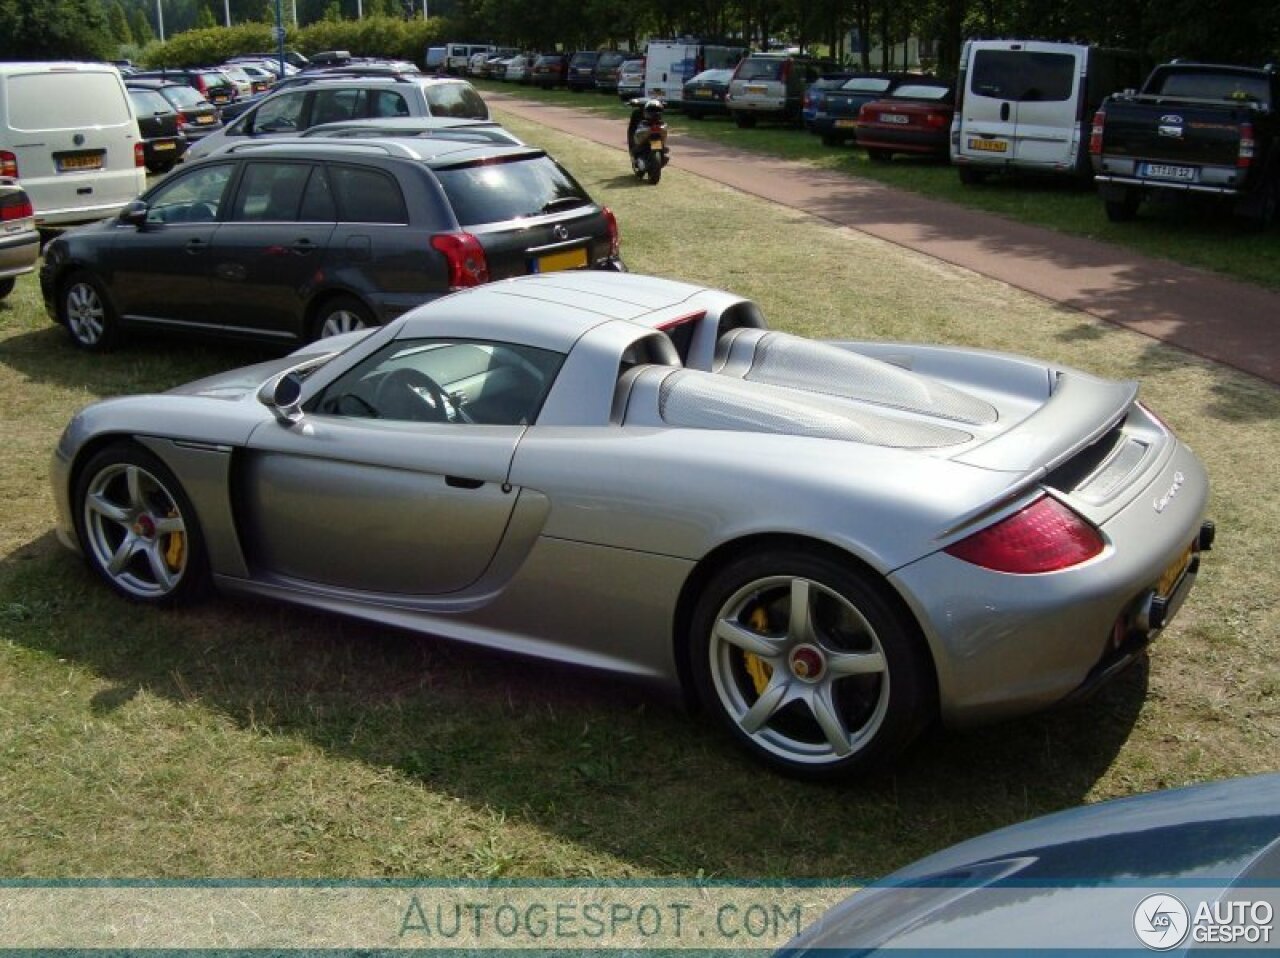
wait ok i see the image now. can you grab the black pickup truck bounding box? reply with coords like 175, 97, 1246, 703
1090, 62, 1279, 225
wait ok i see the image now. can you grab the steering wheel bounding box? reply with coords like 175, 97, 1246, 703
372, 367, 455, 422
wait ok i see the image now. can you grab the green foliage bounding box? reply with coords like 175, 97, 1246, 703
108, 0, 135, 44
0, 0, 113, 60
146, 16, 445, 65
196, 4, 217, 28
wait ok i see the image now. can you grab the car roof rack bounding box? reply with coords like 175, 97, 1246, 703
219, 136, 540, 164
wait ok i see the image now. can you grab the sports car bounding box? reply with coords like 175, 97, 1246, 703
50, 272, 1213, 779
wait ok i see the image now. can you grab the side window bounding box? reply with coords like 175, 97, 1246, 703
299, 167, 337, 222
144, 163, 234, 224
329, 165, 408, 224
370, 89, 411, 118
230, 162, 313, 222
312, 339, 564, 426
252, 91, 306, 133
309, 88, 367, 127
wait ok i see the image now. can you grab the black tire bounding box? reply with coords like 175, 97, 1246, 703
687, 110, 704, 120
689, 548, 935, 780
0, 277, 14, 300
60, 270, 120, 352
73, 442, 210, 605
312, 294, 374, 341
820, 133, 844, 147
645, 153, 662, 185
1104, 189, 1142, 223
867, 148, 893, 163
146, 159, 176, 175
734, 113, 756, 129
1244, 177, 1277, 230
957, 166, 988, 186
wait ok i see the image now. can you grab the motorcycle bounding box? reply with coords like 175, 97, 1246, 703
627, 97, 669, 184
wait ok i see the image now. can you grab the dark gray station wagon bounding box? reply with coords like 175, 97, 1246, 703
40, 138, 624, 351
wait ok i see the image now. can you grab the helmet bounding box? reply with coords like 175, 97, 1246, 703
642, 98, 663, 119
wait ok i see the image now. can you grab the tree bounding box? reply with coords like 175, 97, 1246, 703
107, 0, 135, 44
0, 0, 113, 59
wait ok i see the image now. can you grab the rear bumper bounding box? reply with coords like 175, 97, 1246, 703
0, 229, 40, 278
858, 129, 948, 154
1095, 174, 1244, 198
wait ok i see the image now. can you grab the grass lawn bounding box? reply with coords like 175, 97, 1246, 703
474, 79, 1280, 290
0, 109, 1275, 880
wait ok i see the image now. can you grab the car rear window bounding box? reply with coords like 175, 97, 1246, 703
158, 84, 207, 109
199, 71, 231, 88
1153, 71, 1270, 107
971, 51, 1076, 102
736, 58, 786, 81
841, 77, 893, 93
129, 88, 171, 115
7, 71, 133, 130
890, 84, 952, 101
597, 52, 626, 70
423, 83, 489, 119
435, 154, 592, 226
569, 52, 599, 67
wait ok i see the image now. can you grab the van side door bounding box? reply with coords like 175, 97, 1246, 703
1009, 45, 1084, 170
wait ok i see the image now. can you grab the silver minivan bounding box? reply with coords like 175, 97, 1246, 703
950, 40, 1141, 183
0, 63, 147, 227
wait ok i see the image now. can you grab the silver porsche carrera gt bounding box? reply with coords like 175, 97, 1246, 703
50, 272, 1213, 778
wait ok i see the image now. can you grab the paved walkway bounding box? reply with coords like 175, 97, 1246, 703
488, 92, 1280, 386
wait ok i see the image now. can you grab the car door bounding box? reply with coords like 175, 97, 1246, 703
240, 337, 558, 595
106, 161, 235, 325
205, 159, 337, 340
1008, 46, 1082, 168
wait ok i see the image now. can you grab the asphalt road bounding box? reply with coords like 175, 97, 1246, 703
488, 91, 1280, 387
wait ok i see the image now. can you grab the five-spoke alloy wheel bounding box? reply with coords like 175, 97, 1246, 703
691, 549, 934, 779
74, 444, 208, 604
62, 272, 119, 351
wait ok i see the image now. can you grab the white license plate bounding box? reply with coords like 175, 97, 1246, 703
880, 113, 910, 124
1141, 163, 1196, 182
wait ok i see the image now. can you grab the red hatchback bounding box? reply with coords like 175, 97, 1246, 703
855, 80, 955, 162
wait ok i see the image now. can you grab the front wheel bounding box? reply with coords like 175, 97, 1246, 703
1104, 188, 1141, 222
312, 294, 373, 341
147, 159, 176, 175
867, 148, 893, 163
733, 113, 756, 129
957, 166, 988, 186
73, 442, 210, 604
61, 271, 120, 351
689, 549, 935, 780
645, 153, 662, 184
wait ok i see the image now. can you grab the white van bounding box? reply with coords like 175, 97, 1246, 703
445, 44, 493, 75
0, 63, 146, 226
644, 40, 747, 104
950, 40, 1141, 183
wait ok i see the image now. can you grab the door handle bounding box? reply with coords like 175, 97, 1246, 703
185, 238, 206, 254
291, 239, 316, 254
1000, 102, 1010, 122
445, 475, 485, 489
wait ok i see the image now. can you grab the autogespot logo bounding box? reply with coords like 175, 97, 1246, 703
1134, 894, 1190, 950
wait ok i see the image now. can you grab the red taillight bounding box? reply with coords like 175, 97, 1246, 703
134, 142, 145, 167
1239, 121, 1255, 169
0, 150, 17, 178
0, 192, 32, 222
175, 113, 186, 130
944, 495, 1104, 574
430, 231, 490, 288
858, 104, 872, 121
1089, 108, 1105, 156
924, 112, 948, 129
602, 206, 620, 258
193, 76, 208, 93
780, 60, 792, 83
803, 93, 812, 109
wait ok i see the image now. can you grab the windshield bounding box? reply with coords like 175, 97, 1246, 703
890, 84, 952, 101
435, 155, 592, 226
736, 58, 784, 81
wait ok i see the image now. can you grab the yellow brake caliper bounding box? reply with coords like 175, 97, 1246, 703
164, 509, 185, 571
743, 605, 774, 696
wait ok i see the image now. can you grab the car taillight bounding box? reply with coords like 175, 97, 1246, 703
1089, 108, 1105, 156
924, 112, 949, 129
193, 76, 207, 93
781, 60, 792, 83
944, 495, 1104, 573
175, 113, 186, 130
0, 192, 32, 221
1239, 121, 1255, 169
134, 142, 145, 167
603, 206, 620, 258
430, 231, 490, 288
858, 104, 872, 121
0, 150, 17, 178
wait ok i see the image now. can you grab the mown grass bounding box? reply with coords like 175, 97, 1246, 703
0, 112, 1276, 880
474, 79, 1280, 289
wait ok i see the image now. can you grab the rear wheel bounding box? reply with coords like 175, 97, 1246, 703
73, 442, 209, 604
1104, 188, 1142, 222
734, 113, 756, 129
689, 548, 935, 780
312, 294, 373, 341
820, 133, 844, 147
61, 271, 119, 352
146, 159, 176, 175
867, 148, 893, 163
958, 166, 988, 185
645, 153, 662, 185
0, 277, 14, 300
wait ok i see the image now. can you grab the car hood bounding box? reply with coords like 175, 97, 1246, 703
779, 774, 1280, 955
166, 329, 374, 401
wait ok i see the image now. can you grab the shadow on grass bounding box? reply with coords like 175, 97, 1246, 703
3, 532, 1148, 878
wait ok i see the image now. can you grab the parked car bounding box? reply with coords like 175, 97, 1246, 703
0, 177, 38, 299
442, 43, 492, 75
217, 65, 255, 99
47, 271, 1211, 779
127, 79, 224, 143
808, 72, 915, 145
476, 49, 519, 78
530, 54, 568, 89
594, 50, 629, 94
131, 68, 238, 108
301, 116, 522, 145
681, 68, 734, 119
503, 53, 537, 84
186, 76, 489, 161
780, 774, 1280, 952
951, 40, 1141, 184
126, 86, 187, 174
725, 53, 832, 127
0, 62, 147, 227
1091, 61, 1280, 225
232, 63, 276, 94
616, 57, 646, 101
40, 137, 623, 350
855, 80, 956, 162
565, 51, 600, 92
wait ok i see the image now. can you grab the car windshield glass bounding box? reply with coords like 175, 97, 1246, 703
7, 72, 132, 130
423, 84, 489, 119
435, 155, 591, 225
159, 85, 207, 108
890, 84, 951, 100
841, 77, 893, 92
129, 89, 170, 114
971, 51, 1075, 102
569, 53, 598, 67
737, 59, 784, 81
1154, 71, 1270, 107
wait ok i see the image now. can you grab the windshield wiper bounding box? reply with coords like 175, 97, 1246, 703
542, 196, 588, 213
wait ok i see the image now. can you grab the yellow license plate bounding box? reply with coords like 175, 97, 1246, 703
694, 89, 713, 97
535, 247, 588, 273
58, 154, 104, 171
835, 119, 857, 128
969, 138, 1008, 153
745, 84, 766, 94
197, 115, 215, 124
154, 141, 177, 150
1156, 545, 1194, 598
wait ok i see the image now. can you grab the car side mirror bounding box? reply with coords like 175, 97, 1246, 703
121, 200, 148, 227
258, 370, 305, 424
